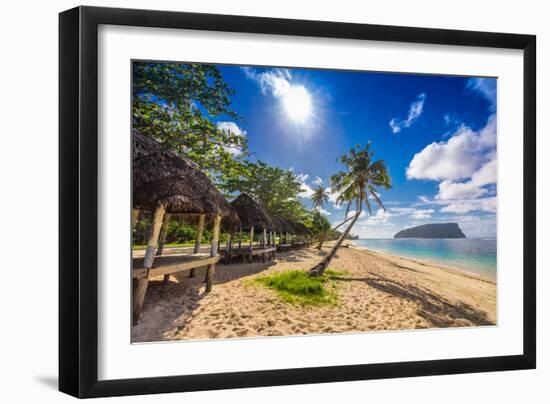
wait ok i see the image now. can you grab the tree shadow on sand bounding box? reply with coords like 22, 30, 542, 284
277, 249, 322, 262
132, 277, 204, 342
330, 272, 494, 328
132, 258, 278, 341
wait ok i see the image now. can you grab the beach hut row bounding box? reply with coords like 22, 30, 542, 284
222, 194, 311, 264
132, 130, 238, 323
131, 130, 310, 323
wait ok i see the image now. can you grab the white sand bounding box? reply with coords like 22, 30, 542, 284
132, 244, 496, 342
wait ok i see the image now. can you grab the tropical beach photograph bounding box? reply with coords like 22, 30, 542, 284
131, 61, 497, 343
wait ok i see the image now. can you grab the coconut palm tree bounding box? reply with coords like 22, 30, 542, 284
311, 185, 330, 210
309, 143, 391, 276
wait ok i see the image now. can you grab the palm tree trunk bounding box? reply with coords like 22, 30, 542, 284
309, 211, 360, 276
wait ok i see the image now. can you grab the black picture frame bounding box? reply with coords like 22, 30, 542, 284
59, 6, 536, 398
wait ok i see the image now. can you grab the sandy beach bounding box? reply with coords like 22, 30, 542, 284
132, 244, 496, 342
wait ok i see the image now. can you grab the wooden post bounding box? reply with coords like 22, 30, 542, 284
133, 204, 165, 324
194, 214, 206, 254
248, 227, 254, 263
189, 213, 206, 278
238, 226, 242, 248
262, 226, 267, 262
156, 213, 171, 256
224, 233, 232, 264
206, 214, 221, 292
271, 231, 275, 260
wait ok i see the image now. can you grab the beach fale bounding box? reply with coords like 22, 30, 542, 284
131, 130, 238, 324
224, 193, 278, 264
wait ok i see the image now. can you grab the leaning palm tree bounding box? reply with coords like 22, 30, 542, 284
309, 143, 391, 276
311, 185, 330, 210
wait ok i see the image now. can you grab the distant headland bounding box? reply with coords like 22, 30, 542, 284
394, 223, 466, 239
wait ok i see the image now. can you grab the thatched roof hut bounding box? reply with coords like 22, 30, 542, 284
230, 193, 277, 231
288, 221, 310, 235
133, 130, 236, 221
271, 215, 295, 234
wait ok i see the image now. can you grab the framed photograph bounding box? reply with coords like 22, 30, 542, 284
59, 6, 536, 398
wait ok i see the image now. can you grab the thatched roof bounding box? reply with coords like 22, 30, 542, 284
133, 130, 237, 221
271, 215, 295, 234
230, 194, 277, 231
288, 221, 310, 235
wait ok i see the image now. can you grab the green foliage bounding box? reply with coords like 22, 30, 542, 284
330, 142, 392, 215
132, 62, 313, 230
254, 270, 338, 306
166, 221, 208, 244
132, 216, 234, 246
132, 62, 249, 179
222, 160, 310, 224
310, 210, 335, 248
133, 217, 153, 246
324, 269, 350, 278
311, 186, 330, 209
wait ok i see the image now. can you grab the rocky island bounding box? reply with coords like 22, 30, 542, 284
394, 223, 466, 239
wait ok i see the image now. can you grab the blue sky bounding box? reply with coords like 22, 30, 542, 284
212, 64, 497, 238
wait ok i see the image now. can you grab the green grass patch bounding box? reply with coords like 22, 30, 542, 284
254, 269, 343, 306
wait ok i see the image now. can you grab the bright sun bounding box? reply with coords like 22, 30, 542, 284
282, 85, 312, 124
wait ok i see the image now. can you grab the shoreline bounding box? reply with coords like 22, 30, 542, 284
349, 239, 496, 283
349, 243, 496, 284
133, 245, 497, 343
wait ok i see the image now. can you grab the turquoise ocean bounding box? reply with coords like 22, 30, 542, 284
352, 238, 497, 281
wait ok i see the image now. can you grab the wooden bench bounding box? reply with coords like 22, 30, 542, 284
276, 244, 292, 252
132, 253, 220, 279
223, 246, 276, 264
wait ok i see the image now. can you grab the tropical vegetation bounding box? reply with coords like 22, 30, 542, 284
132, 61, 392, 268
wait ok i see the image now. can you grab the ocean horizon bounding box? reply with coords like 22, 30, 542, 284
351, 238, 497, 281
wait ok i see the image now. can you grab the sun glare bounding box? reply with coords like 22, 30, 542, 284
282, 85, 312, 125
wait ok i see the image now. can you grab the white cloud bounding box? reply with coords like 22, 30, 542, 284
295, 173, 315, 199
466, 78, 497, 111
216, 121, 246, 156
388, 206, 434, 220
440, 197, 497, 214
299, 184, 314, 198
435, 158, 496, 201
436, 180, 488, 200
325, 187, 342, 209
347, 210, 367, 219
315, 207, 331, 216
362, 209, 392, 225
470, 158, 497, 187
312, 176, 324, 186
241, 67, 293, 97
406, 114, 496, 182
411, 209, 434, 219
389, 93, 426, 134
